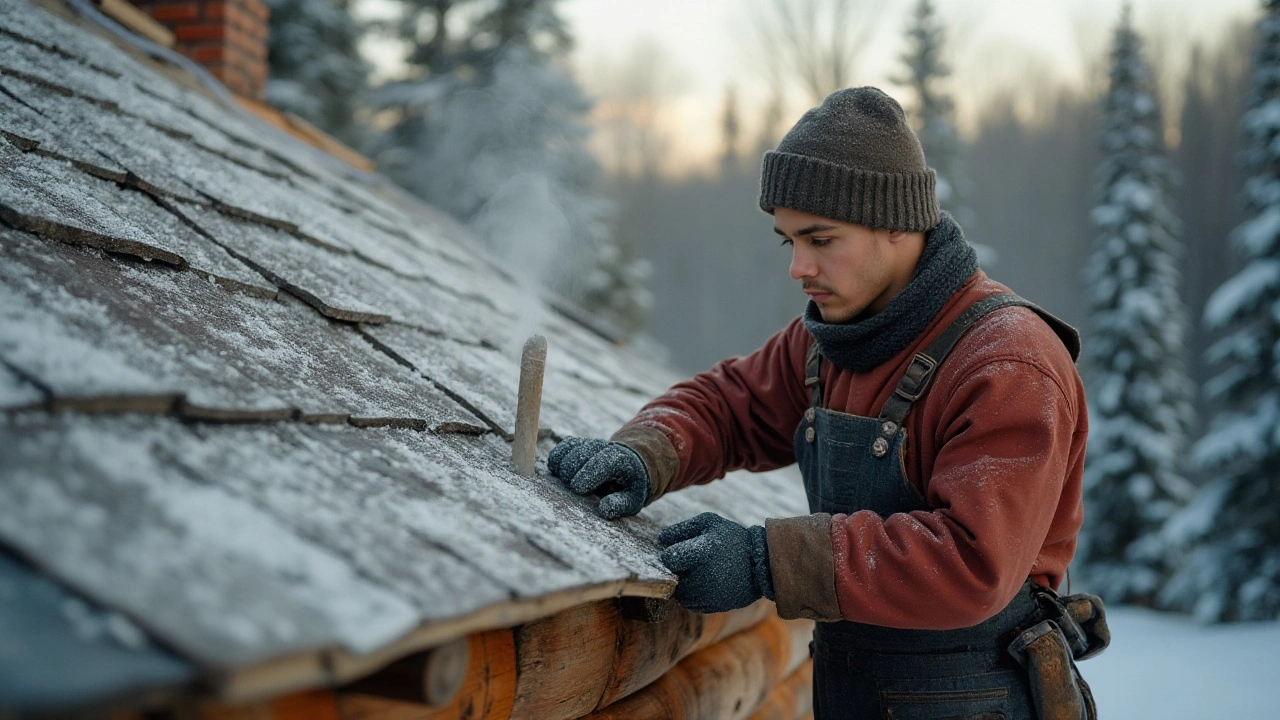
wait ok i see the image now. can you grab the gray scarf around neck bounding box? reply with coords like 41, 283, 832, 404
802, 212, 978, 373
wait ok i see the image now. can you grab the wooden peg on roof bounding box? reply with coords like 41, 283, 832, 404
512, 335, 547, 476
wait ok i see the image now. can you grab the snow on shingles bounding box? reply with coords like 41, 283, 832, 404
167, 199, 522, 347
154, 423, 511, 617
0, 0, 310, 180
323, 180, 500, 282
536, 311, 679, 396
0, 227, 480, 427
0, 81, 131, 182
0, 1, 130, 76
364, 323, 520, 434
540, 371, 652, 440
369, 190, 498, 275
0, 32, 289, 179
166, 199, 391, 324
0, 73, 305, 228
438, 431, 672, 584
366, 322, 658, 441
644, 466, 809, 530
2, 13, 503, 305
2, 75, 206, 203
0, 414, 420, 667
0, 413, 684, 668
0, 229, 287, 415
235, 177, 520, 319
165, 422, 657, 610
0, 140, 276, 297
0, 361, 44, 410
112, 264, 479, 429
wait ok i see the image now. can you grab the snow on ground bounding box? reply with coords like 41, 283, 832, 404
1085, 606, 1280, 718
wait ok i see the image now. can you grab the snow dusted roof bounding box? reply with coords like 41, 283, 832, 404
0, 0, 806, 712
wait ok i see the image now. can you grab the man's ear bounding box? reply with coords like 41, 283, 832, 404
886, 229, 923, 245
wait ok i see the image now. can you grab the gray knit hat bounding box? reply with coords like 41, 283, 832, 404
759, 87, 939, 231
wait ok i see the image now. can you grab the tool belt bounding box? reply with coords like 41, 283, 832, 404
1005, 587, 1110, 720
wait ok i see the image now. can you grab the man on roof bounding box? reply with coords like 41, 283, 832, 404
549, 87, 1096, 720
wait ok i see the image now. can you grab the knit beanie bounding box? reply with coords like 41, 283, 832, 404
759, 87, 940, 232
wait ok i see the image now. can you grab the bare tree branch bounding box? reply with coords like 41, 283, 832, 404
748, 0, 883, 105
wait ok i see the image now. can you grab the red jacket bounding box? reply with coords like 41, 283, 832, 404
613, 272, 1087, 628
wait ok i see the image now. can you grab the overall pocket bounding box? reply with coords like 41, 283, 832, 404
878, 670, 1023, 720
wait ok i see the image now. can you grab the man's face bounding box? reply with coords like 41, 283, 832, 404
774, 207, 918, 324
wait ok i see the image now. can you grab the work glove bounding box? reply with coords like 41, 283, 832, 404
548, 437, 649, 519
658, 512, 774, 614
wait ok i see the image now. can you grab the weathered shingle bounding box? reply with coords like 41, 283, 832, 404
0, 140, 277, 295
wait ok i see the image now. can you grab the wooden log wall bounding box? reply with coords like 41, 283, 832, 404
338, 629, 516, 720
747, 661, 813, 720
510, 596, 773, 717
187, 598, 812, 720
581, 614, 814, 720
333, 598, 773, 720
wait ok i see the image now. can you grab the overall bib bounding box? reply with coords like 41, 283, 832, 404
794, 294, 1076, 720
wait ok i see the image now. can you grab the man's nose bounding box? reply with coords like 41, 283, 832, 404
790, 247, 816, 280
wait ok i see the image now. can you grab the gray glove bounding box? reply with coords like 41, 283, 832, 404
548, 437, 649, 519
659, 512, 774, 614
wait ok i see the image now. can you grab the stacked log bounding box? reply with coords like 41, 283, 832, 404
339, 630, 516, 720
511, 596, 774, 716
338, 598, 778, 720
195, 598, 813, 720
582, 615, 813, 720
747, 661, 813, 720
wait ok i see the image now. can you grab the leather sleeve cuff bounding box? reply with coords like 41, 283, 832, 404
765, 514, 843, 622
610, 424, 679, 504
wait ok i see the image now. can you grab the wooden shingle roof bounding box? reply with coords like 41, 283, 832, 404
0, 0, 807, 714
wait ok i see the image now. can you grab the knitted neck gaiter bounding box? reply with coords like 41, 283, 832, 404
802, 213, 977, 373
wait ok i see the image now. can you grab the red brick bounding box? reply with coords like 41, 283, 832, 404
147, 2, 200, 21
225, 6, 260, 36
189, 45, 230, 64
174, 23, 227, 41
227, 27, 261, 57
202, 1, 227, 19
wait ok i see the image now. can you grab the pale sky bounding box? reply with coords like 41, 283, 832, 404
561, 0, 1259, 175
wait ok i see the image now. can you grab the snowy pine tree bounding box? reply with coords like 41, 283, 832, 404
373, 0, 649, 334
265, 0, 370, 147
1077, 5, 1195, 605
1164, 0, 1280, 622
896, 0, 992, 264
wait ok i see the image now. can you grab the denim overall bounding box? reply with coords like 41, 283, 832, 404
795, 294, 1078, 720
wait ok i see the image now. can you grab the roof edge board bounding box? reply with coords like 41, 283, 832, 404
212, 579, 674, 705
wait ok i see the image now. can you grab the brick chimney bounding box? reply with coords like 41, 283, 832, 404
133, 0, 270, 101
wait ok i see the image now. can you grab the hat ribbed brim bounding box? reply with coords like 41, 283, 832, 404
759, 152, 940, 232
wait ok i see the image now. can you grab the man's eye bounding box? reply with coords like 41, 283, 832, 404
779, 237, 793, 247
811, 237, 831, 247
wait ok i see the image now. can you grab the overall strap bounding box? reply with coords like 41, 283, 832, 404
878, 293, 1067, 427
805, 339, 823, 410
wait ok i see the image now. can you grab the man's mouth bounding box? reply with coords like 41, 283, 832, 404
804, 286, 834, 302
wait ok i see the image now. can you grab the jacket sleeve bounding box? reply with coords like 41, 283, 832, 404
611, 317, 811, 502
769, 354, 1084, 627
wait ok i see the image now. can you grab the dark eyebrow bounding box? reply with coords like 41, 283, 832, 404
774, 223, 838, 237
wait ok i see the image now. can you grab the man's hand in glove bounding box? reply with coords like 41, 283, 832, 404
658, 512, 774, 614
548, 437, 649, 519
